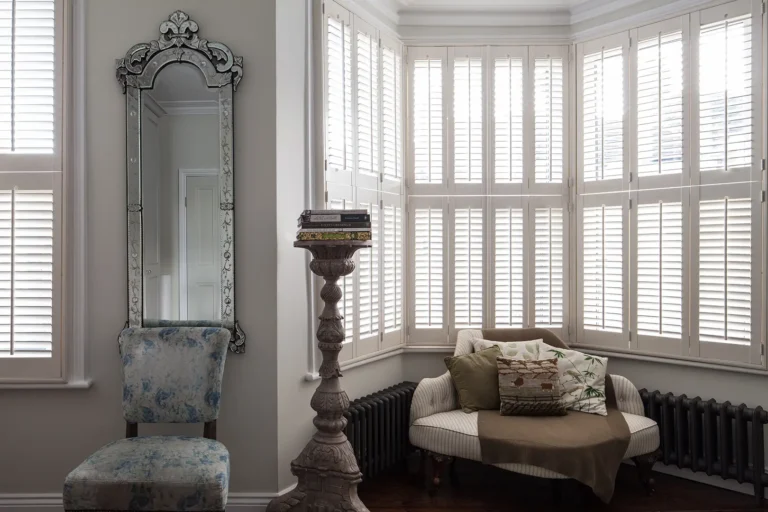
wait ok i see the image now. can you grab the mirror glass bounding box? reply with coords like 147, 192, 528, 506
141, 63, 221, 322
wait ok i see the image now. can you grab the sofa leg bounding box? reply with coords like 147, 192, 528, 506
426, 452, 452, 496
449, 458, 459, 489
632, 450, 659, 496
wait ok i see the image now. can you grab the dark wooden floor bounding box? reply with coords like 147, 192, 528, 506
358, 457, 766, 511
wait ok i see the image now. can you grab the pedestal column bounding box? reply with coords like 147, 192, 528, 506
268, 241, 371, 512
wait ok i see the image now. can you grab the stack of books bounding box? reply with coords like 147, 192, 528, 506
297, 209, 372, 241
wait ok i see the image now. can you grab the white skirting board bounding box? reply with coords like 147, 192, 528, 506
0, 484, 298, 512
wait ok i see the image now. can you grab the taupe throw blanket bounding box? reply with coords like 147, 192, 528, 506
478, 375, 630, 503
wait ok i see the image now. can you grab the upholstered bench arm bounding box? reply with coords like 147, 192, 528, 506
611, 374, 645, 416
410, 372, 457, 424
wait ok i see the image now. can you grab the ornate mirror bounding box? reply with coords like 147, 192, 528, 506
116, 11, 245, 353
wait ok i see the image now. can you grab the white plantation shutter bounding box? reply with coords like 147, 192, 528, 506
382, 203, 402, 332
698, 14, 752, 172
453, 55, 483, 185
582, 44, 625, 183
698, 198, 751, 345
637, 31, 684, 176
453, 206, 483, 328
358, 202, 379, 341
533, 57, 564, 184
493, 56, 524, 184
494, 207, 523, 327
534, 207, 564, 328
411, 51, 444, 185
325, 10, 353, 176
636, 202, 683, 338
582, 204, 624, 334
381, 42, 402, 181
413, 207, 444, 332
0, 0, 56, 154
355, 28, 378, 177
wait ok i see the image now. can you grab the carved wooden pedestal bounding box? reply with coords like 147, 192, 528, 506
267, 241, 372, 512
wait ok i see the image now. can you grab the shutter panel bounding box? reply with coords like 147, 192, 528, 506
0, 0, 55, 153
583, 46, 624, 182
413, 207, 443, 328
493, 56, 523, 184
356, 28, 378, 177
699, 15, 752, 172
534, 58, 564, 184
412, 56, 443, 185
383, 203, 402, 332
698, 198, 751, 344
329, 197, 354, 342
0, 189, 53, 356
381, 43, 402, 181
534, 207, 563, 327
636, 201, 683, 338
637, 31, 684, 176
453, 56, 483, 184
325, 13, 353, 174
358, 202, 379, 340
582, 205, 623, 332
494, 207, 523, 327
454, 206, 483, 328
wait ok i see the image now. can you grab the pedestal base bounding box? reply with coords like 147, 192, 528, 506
266, 436, 369, 512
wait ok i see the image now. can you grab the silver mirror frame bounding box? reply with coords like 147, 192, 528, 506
116, 10, 245, 353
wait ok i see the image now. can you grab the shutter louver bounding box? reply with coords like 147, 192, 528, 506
454, 58, 483, 184
534, 58, 564, 184
637, 32, 683, 176
358, 203, 379, 338
414, 208, 443, 328
637, 202, 683, 337
356, 30, 378, 176
535, 207, 563, 327
699, 15, 752, 172
329, 197, 354, 342
583, 47, 624, 181
413, 58, 443, 184
494, 207, 523, 327
493, 57, 523, 184
583, 205, 623, 332
326, 15, 353, 173
383, 204, 402, 332
699, 198, 751, 344
0, 0, 55, 153
0, 189, 53, 356
454, 207, 483, 327
382, 45, 402, 180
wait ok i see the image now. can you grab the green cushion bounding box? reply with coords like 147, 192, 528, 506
445, 345, 502, 413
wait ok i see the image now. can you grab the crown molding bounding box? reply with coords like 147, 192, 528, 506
399, 8, 571, 27
569, 0, 646, 24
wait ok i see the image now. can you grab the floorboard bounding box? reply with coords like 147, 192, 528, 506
357, 457, 766, 511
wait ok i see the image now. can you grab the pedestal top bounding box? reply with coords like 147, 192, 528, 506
294, 240, 372, 248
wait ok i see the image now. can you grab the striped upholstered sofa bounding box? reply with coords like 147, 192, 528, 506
409, 328, 661, 494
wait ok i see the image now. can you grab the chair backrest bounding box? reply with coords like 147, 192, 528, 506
455, 328, 568, 356
119, 326, 230, 424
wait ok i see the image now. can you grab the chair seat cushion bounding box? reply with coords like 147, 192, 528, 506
63, 436, 229, 511
410, 410, 659, 479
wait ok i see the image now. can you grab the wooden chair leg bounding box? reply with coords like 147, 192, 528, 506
632, 450, 659, 496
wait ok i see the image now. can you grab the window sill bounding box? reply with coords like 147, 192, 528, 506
403, 345, 455, 353
304, 345, 404, 381
0, 379, 93, 390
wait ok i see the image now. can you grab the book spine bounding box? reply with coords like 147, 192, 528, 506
299, 222, 372, 229
297, 231, 372, 241
306, 214, 370, 223
298, 228, 371, 232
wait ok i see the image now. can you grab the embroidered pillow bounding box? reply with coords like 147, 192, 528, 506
445, 346, 502, 413
497, 357, 566, 416
472, 338, 541, 360
539, 342, 608, 416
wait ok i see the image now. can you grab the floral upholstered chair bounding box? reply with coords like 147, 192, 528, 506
63, 327, 231, 512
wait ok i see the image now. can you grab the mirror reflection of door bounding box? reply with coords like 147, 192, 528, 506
140, 62, 221, 322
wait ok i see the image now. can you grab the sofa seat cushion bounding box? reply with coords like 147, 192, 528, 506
63, 436, 229, 511
410, 410, 659, 479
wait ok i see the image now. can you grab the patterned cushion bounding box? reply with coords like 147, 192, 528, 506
119, 327, 230, 423
472, 338, 541, 359
63, 436, 229, 511
498, 358, 566, 416
539, 342, 609, 416
409, 410, 659, 479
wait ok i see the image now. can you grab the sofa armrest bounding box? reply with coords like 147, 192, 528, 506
611, 374, 645, 416
410, 372, 457, 425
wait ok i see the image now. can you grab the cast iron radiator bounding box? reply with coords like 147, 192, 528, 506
639, 388, 768, 502
343, 381, 418, 478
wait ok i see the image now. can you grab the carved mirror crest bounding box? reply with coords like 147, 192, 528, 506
117, 11, 244, 353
